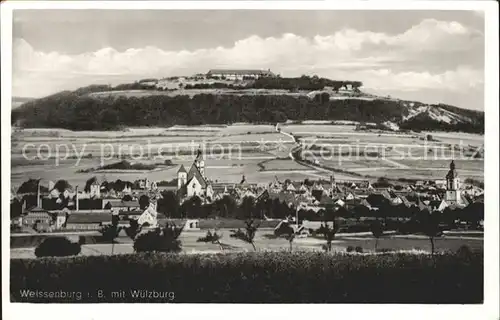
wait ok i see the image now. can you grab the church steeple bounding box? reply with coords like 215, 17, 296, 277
194, 145, 205, 177
445, 159, 461, 204
446, 160, 458, 189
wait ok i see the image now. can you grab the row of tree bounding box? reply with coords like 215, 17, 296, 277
155, 191, 484, 228
12, 91, 484, 133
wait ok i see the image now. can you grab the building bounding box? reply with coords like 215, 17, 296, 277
22, 207, 52, 227
89, 180, 101, 198
206, 69, 275, 80
177, 148, 213, 199
65, 213, 112, 230
444, 160, 463, 205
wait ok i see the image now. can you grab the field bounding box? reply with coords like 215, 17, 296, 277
10, 229, 483, 259
10, 250, 483, 303
11, 123, 484, 190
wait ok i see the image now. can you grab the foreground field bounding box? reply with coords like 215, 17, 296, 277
11, 250, 483, 303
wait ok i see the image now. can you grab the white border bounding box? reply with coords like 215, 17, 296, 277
1, 2, 498, 320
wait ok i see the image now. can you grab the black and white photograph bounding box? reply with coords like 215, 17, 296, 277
1, 1, 498, 319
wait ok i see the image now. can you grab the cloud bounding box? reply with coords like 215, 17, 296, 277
12, 18, 483, 109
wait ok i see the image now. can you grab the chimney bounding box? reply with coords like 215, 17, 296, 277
37, 180, 41, 208
22, 198, 27, 213
75, 186, 79, 211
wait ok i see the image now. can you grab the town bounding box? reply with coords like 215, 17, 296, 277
11, 144, 484, 234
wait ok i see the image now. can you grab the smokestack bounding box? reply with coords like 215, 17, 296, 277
37, 180, 41, 208
76, 186, 79, 211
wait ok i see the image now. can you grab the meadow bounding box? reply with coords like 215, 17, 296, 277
11, 123, 484, 190
10, 228, 484, 259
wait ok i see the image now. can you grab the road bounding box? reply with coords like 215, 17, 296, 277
275, 123, 364, 180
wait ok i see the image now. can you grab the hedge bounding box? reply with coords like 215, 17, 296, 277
10, 251, 483, 303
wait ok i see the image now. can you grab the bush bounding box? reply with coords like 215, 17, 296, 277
11, 251, 483, 303
346, 246, 354, 252
133, 223, 183, 253
197, 230, 222, 243
34, 237, 81, 258
456, 245, 473, 259
355, 246, 363, 253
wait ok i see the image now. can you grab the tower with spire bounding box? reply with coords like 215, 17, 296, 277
194, 146, 205, 177
445, 160, 461, 204
176, 146, 212, 199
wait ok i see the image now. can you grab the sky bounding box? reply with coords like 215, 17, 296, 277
12, 10, 485, 110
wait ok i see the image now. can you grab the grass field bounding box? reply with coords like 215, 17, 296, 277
10, 229, 483, 259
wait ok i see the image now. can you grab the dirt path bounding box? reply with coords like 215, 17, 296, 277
276, 123, 365, 181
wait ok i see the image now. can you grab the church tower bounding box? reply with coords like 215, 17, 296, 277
177, 165, 187, 190
445, 160, 461, 204
194, 147, 205, 177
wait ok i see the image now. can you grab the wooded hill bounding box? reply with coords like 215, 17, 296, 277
12, 82, 484, 133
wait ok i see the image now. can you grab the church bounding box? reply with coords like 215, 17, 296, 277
432, 160, 469, 211
177, 148, 214, 200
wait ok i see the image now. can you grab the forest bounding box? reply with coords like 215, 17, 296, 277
11, 90, 484, 133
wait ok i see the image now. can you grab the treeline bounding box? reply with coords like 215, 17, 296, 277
12, 93, 410, 130
12, 91, 484, 133
156, 191, 484, 231
253, 76, 362, 91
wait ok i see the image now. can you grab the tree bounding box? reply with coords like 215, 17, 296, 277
35, 237, 81, 257
197, 230, 224, 250
239, 196, 256, 219
11, 198, 22, 220
139, 194, 150, 210
99, 214, 122, 254
463, 202, 484, 230
371, 220, 384, 251
274, 221, 296, 251
133, 222, 183, 253
157, 191, 180, 218
230, 219, 261, 251
321, 219, 340, 252
419, 210, 443, 255
84, 176, 98, 193
125, 218, 142, 241
53, 180, 72, 193
180, 196, 202, 218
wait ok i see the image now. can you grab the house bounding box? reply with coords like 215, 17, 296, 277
429, 199, 449, 212
183, 219, 200, 230
89, 180, 101, 198
22, 207, 52, 227
103, 199, 140, 211
136, 205, 158, 227
65, 213, 112, 230
54, 209, 69, 229
137, 178, 150, 190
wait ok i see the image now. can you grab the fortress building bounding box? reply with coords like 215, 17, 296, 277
206, 69, 275, 80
